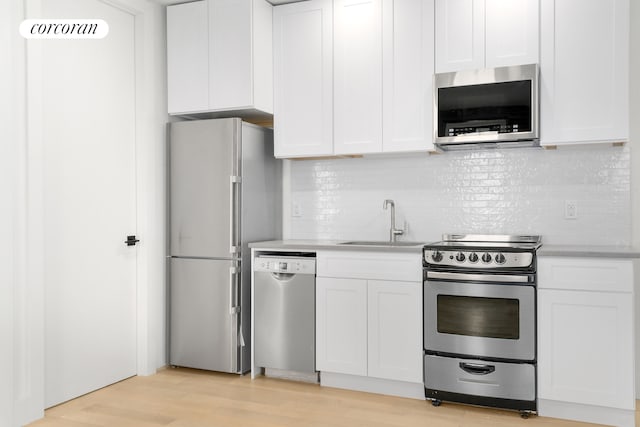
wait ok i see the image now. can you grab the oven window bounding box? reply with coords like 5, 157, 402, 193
437, 295, 520, 339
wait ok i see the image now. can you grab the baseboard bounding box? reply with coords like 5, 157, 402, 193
264, 368, 319, 384
538, 398, 635, 427
320, 371, 425, 400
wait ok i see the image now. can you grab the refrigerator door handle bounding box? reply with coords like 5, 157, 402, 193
229, 176, 241, 254
229, 263, 240, 373
229, 265, 240, 315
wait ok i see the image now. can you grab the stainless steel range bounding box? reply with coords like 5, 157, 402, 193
423, 234, 542, 416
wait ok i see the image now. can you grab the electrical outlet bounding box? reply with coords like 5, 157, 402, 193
564, 200, 578, 219
292, 201, 302, 218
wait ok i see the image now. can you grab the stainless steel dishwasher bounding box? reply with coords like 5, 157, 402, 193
254, 253, 316, 374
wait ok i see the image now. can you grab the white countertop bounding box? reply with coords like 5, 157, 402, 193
250, 240, 640, 258
248, 239, 426, 253
538, 244, 640, 258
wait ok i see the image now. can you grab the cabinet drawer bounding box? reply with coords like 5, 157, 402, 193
317, 250, 422, 282
538, 257, 633, 293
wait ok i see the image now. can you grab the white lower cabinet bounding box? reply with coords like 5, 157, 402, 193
538, 257, 636, 427
315, 250, 423, 398
316, 277, 368, 375
367, 280, 423, 382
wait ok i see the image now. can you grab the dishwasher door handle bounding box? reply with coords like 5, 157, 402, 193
271, 272, 296, 281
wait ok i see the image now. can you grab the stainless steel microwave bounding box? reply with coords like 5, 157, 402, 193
433, 64, 539, 150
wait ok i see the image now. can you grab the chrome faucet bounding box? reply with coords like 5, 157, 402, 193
383, 199, 404, 243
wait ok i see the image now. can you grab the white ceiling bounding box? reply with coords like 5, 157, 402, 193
151, 0, 309, 6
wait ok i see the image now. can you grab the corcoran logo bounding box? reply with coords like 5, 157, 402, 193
19, 19, 109, 39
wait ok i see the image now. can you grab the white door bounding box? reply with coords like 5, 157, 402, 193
40, 0, 137, 407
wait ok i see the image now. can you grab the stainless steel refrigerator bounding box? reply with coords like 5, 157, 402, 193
168, 118, 280, 374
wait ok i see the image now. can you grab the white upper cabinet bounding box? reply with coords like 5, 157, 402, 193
333, 0, 384, 155
273, 0, 435, 157
540, 0, 629, 146
382, 0, 435, 153
273, 0, 333, 158
167, 1, 209, 114
435, 0, 484, 73
485, 0, 539, 68
435, 0, 539, 73
167, 0, 273, 118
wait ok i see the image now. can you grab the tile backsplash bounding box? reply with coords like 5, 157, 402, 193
287, 145, 631, 245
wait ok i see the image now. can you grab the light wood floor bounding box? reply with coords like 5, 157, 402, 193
29, 368, 637, 427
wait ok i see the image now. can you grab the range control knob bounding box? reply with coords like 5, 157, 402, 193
495, 253, 506, 265
455, 252, 466, 262
431, 251, 443, 262
468, 252, 479, 263
481, 252, 492, 263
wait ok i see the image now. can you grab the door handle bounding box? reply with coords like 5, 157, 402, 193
459, 362, 496, 376
229, 265, 240, 315
124, 235, 140, 246
229, 176, 241, 254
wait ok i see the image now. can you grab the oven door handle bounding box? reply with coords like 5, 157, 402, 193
426, 271, 532, 283
459, 362, 496, 376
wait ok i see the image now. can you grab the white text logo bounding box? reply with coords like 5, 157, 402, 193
20, 19, 109, 39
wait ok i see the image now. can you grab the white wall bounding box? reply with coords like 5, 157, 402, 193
127, 0, 169, 377
628, 0, 640, 401
632, 0, 640, 249
1, 0, 45, 424
287, 146, 631, 245
0, 0, 168, 425
0, 1, 20, 424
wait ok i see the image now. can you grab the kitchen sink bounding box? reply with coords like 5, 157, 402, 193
338, 240, 424, 247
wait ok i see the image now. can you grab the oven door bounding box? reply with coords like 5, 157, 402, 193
424, 275, 535, 361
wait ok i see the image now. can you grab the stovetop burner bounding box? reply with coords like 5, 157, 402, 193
424, 234, 542, 270
431, 234, 542, 250
429, 241, 541, 250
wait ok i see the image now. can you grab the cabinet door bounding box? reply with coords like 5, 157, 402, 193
538, 289, 634, 410
167, 1, 209, 114
485, 0, 538, 67
334, 0, 383, 154
382, 0, 435, 152
316, 277, 367, 375
368, 280, 422, 383
540, 0, 629, 145
435, 0, 484, 73
273, 0, 333, 158
209, 0, 253, 110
